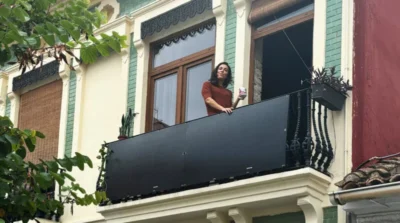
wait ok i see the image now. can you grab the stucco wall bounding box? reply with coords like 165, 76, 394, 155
61, 53, 126, 223
352, 0, 400, 168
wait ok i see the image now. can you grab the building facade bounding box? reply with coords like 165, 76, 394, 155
0, 0, 368, 222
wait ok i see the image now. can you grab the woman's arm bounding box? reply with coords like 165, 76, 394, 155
202, 82, 232, 114
232, 97, 240, 109
205, 97, 232, 114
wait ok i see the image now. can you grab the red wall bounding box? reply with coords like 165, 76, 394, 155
353, 0, 400, 169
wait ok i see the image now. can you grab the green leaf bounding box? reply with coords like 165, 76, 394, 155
74, 153, 85, 170
72, 17, 87, 30
84, 155, 93, 168
36, 131, 45, 139
35, 193, 46, 202
16, 147, 26, 159
43, 160, 58, 172
5, 30, 23, 44
89, 35, 100, 44
0, 6, 11, 17
5, 134, 19, 145
25, 137, 35, 152
50, 171, 65, 186
34, 172, 53, 189
35, 0, 51, 10
59, 34, 70, 43
0, 219, 5, 223
80, 45, 98, 64
77, 186, 86, 194
43, 34, 56, 46
60, 20, 74, 31
96, 43, 109, 57
61, 172, 76, 181
56, 156, 73, 171
95, 191, 104, 203
46, 22, 61, 35
106, 38, 121, 53
20, 1, 32, 11
24, 37, 38, 47
0, 117, 12, 127
34, 25, 47, 35
2, 0, 14, 6
69, 29, 81, 41
13, 7, 30, 22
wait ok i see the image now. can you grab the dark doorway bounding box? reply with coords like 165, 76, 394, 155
261, 20, 313, 100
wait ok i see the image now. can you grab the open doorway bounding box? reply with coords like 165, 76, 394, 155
261, 20, 313, 100
252, 19, 313, 102
251, 17, 314, 156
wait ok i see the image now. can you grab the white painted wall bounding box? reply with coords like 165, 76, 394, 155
61, 53, 126, 223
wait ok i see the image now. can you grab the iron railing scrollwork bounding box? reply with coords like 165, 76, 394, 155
287, 88, 335, 174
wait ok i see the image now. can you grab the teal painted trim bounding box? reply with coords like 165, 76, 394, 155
324, 206, 338, 223
5, 97, 11, 117
64, 71, 77, 157
117, 0, 155, 17
127, 34, 137, 136
325, 0, 342, 74
254, 212, 305, 223
224, 0, 237, 92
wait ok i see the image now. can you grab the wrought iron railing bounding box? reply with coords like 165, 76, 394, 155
285, 88, 335, 173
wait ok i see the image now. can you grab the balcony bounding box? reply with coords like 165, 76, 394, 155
102, 88, 335, 205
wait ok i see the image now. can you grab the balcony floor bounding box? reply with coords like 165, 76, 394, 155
98, 167, 331, 223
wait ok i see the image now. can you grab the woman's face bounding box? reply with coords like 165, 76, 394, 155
217, 64, 229, 80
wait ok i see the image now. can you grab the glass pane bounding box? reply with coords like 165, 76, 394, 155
153, 74, 177, 130
185, 61, 212, 121
153, 25, 216, 68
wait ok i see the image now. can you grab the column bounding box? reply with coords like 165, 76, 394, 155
207, 211, 230, 223
57, 69, 70, 159
297, 196, 323, 223
213, 0, 228, 65
71, 64, 86, 154
133, 38, 150, 136
0, 73, 8, 116
7, 92, 20, 126
313, 0, 327, 69
233, 0, 251, 106
229, 208, 251, 223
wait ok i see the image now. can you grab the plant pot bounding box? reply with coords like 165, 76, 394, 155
312, 83, 346, 111
118, 135, 128, 140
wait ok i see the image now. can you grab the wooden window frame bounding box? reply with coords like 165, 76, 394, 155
248, 10, 314, 104
146, 47, 215, 132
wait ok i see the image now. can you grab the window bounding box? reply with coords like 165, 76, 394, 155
147, 21, 216, 132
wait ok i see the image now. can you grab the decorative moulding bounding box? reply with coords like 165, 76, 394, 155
98, 168, 330, 223
140, 0, 213, 39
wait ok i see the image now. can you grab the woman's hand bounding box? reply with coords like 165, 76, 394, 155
221, 107, 233, 114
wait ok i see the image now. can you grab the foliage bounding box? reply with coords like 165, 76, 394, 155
119, 108, 134, 137
0, 116, 106, 223
308, 67, 353, 96
95, 143, 111, 206
0, 0, 127, 73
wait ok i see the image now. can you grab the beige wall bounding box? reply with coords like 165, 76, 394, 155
61, 53, 126, 223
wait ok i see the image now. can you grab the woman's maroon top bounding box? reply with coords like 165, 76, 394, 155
201, 81, 232, 115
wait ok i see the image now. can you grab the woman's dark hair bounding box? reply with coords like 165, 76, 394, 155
209, 62, 232, 88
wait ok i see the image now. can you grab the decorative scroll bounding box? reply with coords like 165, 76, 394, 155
13, 61, 60, 92
153, 22, 215, 54
141, 0, 213, 39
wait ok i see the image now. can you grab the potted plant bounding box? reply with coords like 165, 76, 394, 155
118, 108, 135, 140
307, 67, 353, 111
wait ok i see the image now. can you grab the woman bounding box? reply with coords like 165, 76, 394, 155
201, 62, 241, 115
